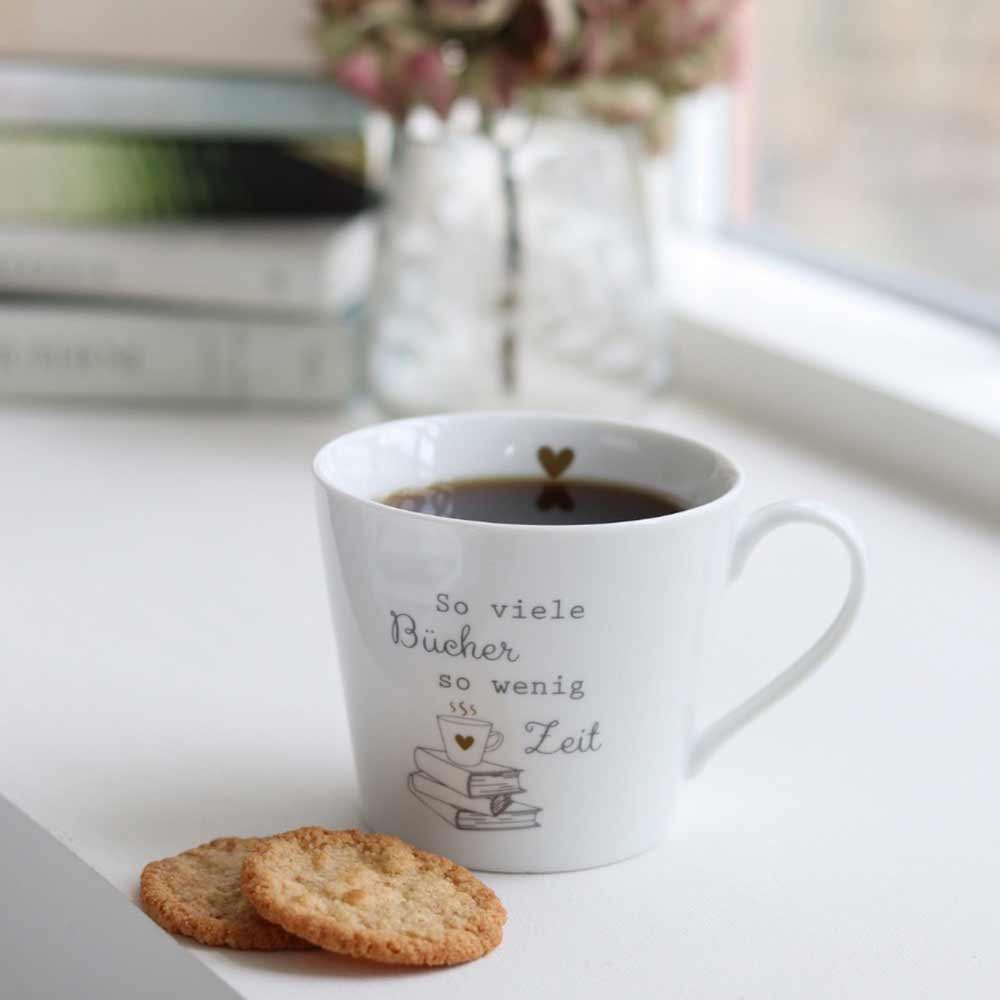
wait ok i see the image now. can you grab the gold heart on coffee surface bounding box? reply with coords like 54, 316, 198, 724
538, 446, 574, 479
536, 484, 575, 512
455, 735, 475, 751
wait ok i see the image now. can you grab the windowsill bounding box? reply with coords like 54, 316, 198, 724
669, 233, 1000, 516
4, 383, 999, 999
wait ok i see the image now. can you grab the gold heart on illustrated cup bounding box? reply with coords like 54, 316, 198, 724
538, 446, 574, 479
455, 735, 475, 751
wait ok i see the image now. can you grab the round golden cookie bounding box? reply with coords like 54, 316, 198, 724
241, 827, 506, 966
140, 836, 313, 950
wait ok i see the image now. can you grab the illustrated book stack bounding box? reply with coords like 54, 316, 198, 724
408, 747, 541, 831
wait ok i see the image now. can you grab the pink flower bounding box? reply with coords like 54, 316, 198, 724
334, 48, 385, 106
402, 47, 458, 117
315, 0, 742, 121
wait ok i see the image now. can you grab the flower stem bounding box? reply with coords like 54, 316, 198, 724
498, 141, 521, 396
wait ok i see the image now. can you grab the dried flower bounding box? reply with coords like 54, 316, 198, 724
424, 0, 518, 31
315, 0, 741, 135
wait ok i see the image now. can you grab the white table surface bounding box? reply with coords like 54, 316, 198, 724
2, 392, 998, 999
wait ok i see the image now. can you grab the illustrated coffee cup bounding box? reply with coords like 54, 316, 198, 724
437, 714, 503, 766
313, 412, 866, 873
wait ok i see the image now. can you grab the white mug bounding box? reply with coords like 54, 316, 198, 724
314, 413, 866, 873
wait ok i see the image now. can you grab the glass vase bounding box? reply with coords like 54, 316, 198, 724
367, 108, 670, 416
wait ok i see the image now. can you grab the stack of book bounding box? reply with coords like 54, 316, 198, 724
408, 747, 542, 831
0, 59, 378, 406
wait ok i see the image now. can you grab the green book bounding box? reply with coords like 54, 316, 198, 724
0, 132, 374, 223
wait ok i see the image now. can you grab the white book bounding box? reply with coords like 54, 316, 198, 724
409, 770, 515, 817
0, 216, 376, 316
0, 300, 358, 404
0, 58, 361, 137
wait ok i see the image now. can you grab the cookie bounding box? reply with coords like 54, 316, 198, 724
241, 827, 506, 966
140, 836, 313, 950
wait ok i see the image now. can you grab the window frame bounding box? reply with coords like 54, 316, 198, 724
667, 90, 1000, 515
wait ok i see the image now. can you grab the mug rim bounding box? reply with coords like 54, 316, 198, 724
313, 410, 744, 533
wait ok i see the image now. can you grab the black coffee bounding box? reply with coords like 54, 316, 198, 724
382, 477, 686, 526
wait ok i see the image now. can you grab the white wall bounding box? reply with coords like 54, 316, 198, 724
0, 0, 317, 72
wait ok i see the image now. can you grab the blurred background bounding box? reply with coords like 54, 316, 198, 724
1, 0, 998, 414
740, 1, 1000, 327
0, 0, 370, 409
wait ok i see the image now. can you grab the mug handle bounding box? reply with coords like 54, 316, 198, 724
688, 500, 867, 777
486, 731, 504, 753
